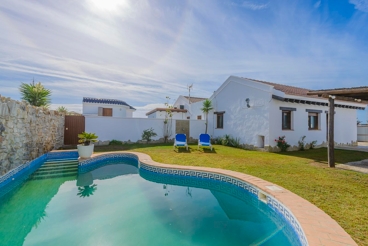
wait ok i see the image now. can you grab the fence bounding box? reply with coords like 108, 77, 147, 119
85, 116, 206, 142
357, 125, 368, 142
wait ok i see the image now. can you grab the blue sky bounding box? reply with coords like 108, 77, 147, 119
0, 0, 367, 119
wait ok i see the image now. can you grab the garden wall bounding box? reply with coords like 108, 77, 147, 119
0, 96, 65, 175
85, 116, 205, 143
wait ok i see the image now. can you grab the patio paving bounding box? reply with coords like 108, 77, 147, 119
336, 142, 368, 173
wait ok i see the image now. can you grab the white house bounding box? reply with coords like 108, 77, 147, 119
146, 108, 188, 119
173, 96, 207, 120
83, 97, 136, 118
206, 76, 366, 149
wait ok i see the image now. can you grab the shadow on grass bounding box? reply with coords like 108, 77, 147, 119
174, 147, 192, 153
201, 148, 217, 153
271, 147, 368, 165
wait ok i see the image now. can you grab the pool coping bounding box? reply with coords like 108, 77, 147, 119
85, 151, 357, 246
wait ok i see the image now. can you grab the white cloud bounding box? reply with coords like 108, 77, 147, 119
50, 104, 83, 113
314, 0, 321, 8
133, 103, 166, 118
349, 0, 368, 12
241, 1, 268, 10
1, 0, 368, 119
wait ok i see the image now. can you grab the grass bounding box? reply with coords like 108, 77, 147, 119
94, 144, 368, 245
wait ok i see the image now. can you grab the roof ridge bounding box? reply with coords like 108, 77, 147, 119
83, 97, 136, 110
243, 78, 310, 91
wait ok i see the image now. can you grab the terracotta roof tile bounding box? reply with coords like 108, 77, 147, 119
244, 78, 318, 98
146, 108, 187, 116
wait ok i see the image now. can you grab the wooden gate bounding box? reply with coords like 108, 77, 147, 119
64, 116, 85, 145
175, 120, 190, 140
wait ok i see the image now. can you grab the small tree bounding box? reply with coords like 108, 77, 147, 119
163, 96, 173, 143
57, 106, 68, 114
19, 80, 51, 107
142, 128, 157, 142
201, 99, 213, 134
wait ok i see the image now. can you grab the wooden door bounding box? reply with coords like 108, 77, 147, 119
64, 116, 85, 145
175, 120, 190, 139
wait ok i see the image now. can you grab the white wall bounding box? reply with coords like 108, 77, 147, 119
83, 102, 134, 118
173, 96, 204, 119
358, 125, 368, 141
207, 77, 272, 147
188, 101, 205, 119
270, 99, 358, 147
147, 110, 187, 119
206, 76, 360, 148
85, 116, 205, 142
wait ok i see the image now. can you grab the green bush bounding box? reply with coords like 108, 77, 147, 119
274, 136, 290, 152
309, 140, 317, 149
109, 139, 123, 145
298, 136, 306, 151
142, 128, 157, 142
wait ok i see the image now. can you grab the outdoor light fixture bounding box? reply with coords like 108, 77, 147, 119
245, 98, 250, 108
329, 95, 336, 99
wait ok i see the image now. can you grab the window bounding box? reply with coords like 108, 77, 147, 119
308, 113, 319, 130
282, 111, 291, 130
98, 107, 113, 116
187, 116, 190, 119
216, 113, 224, 129
103, 108, 113, 116
197, 115, 202, 120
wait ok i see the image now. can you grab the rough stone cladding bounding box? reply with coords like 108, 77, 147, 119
0, 95, 65, 175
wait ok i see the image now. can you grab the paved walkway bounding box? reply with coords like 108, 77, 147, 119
336, 142, 368, 173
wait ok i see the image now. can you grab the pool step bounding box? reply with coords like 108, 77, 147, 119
29, 158, 79, 180
30, 171, 78, 180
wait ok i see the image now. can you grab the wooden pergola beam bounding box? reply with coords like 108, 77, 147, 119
310, 94, 368, 104
308, 88, 368, 95
308, 87, 368, 168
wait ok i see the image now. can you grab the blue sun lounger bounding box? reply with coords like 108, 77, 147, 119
198, 133, 212, 151
174, 134, 188, 150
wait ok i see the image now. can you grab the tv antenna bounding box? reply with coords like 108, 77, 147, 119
188, 84, 193, 104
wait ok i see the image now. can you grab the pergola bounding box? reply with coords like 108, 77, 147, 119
307, 87, 368, 167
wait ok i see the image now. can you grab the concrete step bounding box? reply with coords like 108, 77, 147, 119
44, 160, 78, 165
34, 167, 78, 175
38, 165, 78, 171
45, 158, 78, 162
30, 172, 77, 180
42, 161, 78, 168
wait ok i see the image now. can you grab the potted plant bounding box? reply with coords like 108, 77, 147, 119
77, 132, 98, 158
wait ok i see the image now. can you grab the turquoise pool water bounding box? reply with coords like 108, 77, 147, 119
0, 159, 300, 246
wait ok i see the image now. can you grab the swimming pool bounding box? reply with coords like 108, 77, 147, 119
0, 152, 304, 246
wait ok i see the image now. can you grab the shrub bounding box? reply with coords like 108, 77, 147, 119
298, 136, 306, 151
109, 139, 123, 145
142, 128, 157, 142
228, 137, 241, 148
221, 134, 231, 146
309, 140, 317, 149
217, 135, 242, 148
78, 132, 98, 146
275, 136, 290, 152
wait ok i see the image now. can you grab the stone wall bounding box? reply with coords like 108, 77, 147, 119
0, 96, 65, 175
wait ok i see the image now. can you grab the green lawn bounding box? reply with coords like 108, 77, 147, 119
94, 144, 368, 245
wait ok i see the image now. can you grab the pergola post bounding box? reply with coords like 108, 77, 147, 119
328, 96, 335, 167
